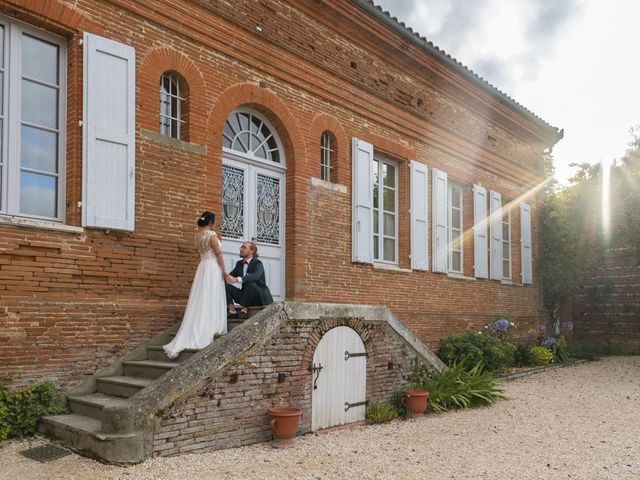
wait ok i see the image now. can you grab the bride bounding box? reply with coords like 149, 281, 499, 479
164, 211, 227, 358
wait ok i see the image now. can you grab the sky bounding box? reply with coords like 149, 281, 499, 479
374, 0, 640, 184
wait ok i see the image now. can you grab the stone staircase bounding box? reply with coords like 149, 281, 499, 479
40, 316, 247, 463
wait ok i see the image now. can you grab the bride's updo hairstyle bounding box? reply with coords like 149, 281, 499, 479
197, 211, 216, 227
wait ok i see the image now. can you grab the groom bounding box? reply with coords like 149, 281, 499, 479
225, 241, 273, 319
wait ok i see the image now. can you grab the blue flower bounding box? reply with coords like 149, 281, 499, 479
541, 336, 556, 347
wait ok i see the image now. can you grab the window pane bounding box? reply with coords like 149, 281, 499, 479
383, 163, 395, 187
503, 260, 510, 277
251, 115, 262, 135
254, 143, 267, 159
451, 186, 461, 208
269, 149, 280, 164
383, 213, 395, 236
22, 80, 58, 128
373, 209, 379, 234
373, 234, 379, 260
502, 220, 509, 238
383, 238, 395, 262
20, 171, 57, 217
237, 112, 250, 131
22, 34, 59, 85
451, 210, 461, 229
451, 251, 461, 272
159, 92, 170, 118
21, 126, 58, 172
383, 187, 395, 211
372, 182, 379, 209
451, 228, 461, 243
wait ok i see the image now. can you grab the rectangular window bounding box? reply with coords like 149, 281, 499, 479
448, 182, 463, 273
502, 198, 512, 279
0, 18, 66, 220
372, 157, 397, 263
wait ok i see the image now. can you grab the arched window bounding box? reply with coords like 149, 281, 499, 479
159, 72, 185, 139
223, 110, 281, 163
320, 130, 336, 182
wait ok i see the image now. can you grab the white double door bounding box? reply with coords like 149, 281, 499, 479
220, 157, 284, 300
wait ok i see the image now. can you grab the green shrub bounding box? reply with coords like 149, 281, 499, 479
553, 336, 570, 363
419, 362, 507, 412
528, 346, 554, 366
437, 332, 516, 372
0, 381, 67, 441
513, 343, 535, 367
365, 402, 398, 424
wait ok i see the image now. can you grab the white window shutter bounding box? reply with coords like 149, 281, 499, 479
352, 138, 374, 263
82, 32, 136, 231
473, 184, 488, 278
521, 202, 533, 284
489, 190, 503, 280
432, 168, 448, 272
410, 161, 428, 270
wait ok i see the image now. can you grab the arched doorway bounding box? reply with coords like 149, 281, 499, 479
311, 326, 367, 431
220, 108, 285, 300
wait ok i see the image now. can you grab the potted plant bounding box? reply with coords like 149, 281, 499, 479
267, 406, 302, 448
401, 388, 429, 417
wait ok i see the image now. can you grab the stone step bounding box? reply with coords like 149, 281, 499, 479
67, 392, 131, 420
97, 375, 152, 398
146, 345, 199, 362
40, 413, 143, 464
122, 359, 177, 379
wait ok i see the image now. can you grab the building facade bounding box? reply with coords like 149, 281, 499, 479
0, 0, 561, 389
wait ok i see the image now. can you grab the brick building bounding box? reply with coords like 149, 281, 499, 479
0, 0, 562, 391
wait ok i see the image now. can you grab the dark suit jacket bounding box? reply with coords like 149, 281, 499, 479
229, 258, 274, 305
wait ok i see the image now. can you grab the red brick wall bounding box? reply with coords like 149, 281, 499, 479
572, 248, 640, 349
0, 0, 555, 388
153, 318, 420, 456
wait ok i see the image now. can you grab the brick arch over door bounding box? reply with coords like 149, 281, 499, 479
207, 83, 307, 299
301, 318, 373, 369
138, 47, 208, 144
308, 114, 348, 185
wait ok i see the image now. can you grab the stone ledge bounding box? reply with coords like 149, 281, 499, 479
0, 215, 84, 234
499, 359, 588, 381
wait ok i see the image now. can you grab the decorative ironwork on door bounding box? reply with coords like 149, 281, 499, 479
221, 165, 244, 239
256, 174, 280, 245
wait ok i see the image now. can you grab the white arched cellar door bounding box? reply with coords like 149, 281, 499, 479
311, 326, 367, 431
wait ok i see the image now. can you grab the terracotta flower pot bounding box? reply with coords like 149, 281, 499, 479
267, 407, 302, 448
402, 389, 429, 417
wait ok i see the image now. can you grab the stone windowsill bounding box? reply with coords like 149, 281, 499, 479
0, 215, 84, 234
446, 272, 476, 281
140, 129, 207, 154
310, 177, 348, 193
372, 262, 412, 274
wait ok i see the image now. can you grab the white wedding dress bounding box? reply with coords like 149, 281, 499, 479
163, 230, 227, 358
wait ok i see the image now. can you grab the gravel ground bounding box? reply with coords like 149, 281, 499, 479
2, 356, 639, 480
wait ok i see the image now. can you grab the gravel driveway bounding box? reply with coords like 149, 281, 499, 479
2, 356, 639, 480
